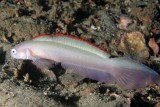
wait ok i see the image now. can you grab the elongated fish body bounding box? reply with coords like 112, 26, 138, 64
10, 34, 160, 89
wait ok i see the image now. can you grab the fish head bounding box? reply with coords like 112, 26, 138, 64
10, 42, 32, 60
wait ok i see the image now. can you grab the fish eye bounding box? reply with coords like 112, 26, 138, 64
11, 49, 17, 54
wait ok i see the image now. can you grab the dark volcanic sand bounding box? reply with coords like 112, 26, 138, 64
0, 0, 160, 107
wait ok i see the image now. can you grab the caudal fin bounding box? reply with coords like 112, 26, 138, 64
108, 57, 160, 89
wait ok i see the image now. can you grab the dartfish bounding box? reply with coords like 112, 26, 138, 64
10, 34, 160, 89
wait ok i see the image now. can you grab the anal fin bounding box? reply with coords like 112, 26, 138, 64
61, 62, 115, 84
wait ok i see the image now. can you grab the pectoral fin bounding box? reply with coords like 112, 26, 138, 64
32, 58, 56, 70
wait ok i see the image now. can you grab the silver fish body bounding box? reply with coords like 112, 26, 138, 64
10, 34, 160, 89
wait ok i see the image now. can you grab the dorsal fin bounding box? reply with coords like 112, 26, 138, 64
32, 34, 53, 42
54, 34, 110, 58
32, 33, 110, 58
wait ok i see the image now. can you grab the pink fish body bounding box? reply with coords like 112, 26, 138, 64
10, 34, 160, 89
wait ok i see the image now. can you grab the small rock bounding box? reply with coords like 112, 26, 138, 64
118, 31, 149, 61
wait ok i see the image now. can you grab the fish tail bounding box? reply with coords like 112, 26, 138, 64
105, 57, 160, 89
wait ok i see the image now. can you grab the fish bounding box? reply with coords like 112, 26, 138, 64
10, 34, 160, 89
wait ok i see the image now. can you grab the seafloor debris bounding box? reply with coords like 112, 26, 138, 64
148, 38, 159, 56
116, 16, 133, 30
24, 73, 32, 83
13, 68, 20, 78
